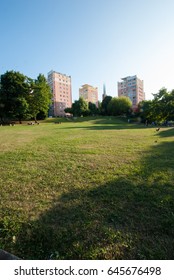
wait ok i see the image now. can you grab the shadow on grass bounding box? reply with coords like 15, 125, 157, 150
2, 138, 174, 260
60, 123, 145, 131
61, 123, 174, 131
45, 116, 149, 130
60, 125, 143, 131
158, 127, 174, 138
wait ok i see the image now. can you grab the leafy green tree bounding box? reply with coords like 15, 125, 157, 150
88, 102, 98, 115
97, 100, 102, 114
107, 96, 132, 116
152, 88, 168, 122
71, 97, 88, 117
138, 100, 154, 123
27, 74, 51, 121
152, 87, 168, 101
138, 88, 174, 123
14, 97, 29, 123
101, 96, 112, 115
153, 88, 174, 121
36, 110, 48, 120
0, 70, 30, 122
165, 90, 174, 120
64, 107, 73, 114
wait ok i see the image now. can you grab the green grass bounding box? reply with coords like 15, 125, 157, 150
0, 117, 174, 259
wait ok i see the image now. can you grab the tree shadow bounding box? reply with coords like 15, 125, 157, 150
2, 137, 174, 260
59, 124, 145, 131
158, 127, 174, 138
47, 116, 148, 130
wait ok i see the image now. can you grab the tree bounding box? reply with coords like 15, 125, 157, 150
152, 87, 168, 101
14, 97, 29, 123
97, 101, 102, 115
101, 96, 112, 115
27, 74, 51, 121
137, 88, 174, 123
36, 110, 48, 120
165, 90, 174, 120
71, 97, 89, 116
137, 100, 154, 123
107, 96, 132, 116
152, 88, 174, 121
64, 107, 73, 114
88, 102, 98, 115
0, 70, 30, 122
152, 88, 168, 122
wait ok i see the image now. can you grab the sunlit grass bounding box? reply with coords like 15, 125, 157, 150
0, 117, 174, 259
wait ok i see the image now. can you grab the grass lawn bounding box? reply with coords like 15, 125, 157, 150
0, 116, 174, 259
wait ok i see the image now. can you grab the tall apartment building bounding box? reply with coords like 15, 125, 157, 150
117, 75, 145, 110
79, 84, 98, 107
47, 70, 72, 117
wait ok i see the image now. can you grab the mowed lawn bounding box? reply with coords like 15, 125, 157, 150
0, 117, 174, 259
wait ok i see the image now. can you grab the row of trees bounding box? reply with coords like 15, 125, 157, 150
1, 70, 174, 123
0, 71, 51, 123
66, 88, 174, 123
137, 88, 174, 123
65, 95, 132, 117
0, 70, 132, 122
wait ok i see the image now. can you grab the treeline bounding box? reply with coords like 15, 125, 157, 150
65, 95, 132, 117
1, 70, 174, 124
137, 88, 174, 123
0, 71, 51, 123
66, 88, 174, 123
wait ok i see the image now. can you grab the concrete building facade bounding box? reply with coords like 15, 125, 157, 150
47, 70, 72, 116
79, 84, 98, 107
117, 75, 145, 110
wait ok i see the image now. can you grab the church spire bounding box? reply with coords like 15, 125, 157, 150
103, 84, 106, 95
102, 83, 107, 100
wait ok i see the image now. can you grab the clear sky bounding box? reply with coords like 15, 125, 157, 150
1, 0, 174, 101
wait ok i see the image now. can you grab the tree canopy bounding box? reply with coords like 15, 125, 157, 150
69, 97, 89, 117
0, 71, 51, 122
137, 88, 174, 123
101, 96, 112, 115
65, 98, 100, 117
27, 74, 51, 121
0, 71, 30, 121
2, 70, 174, 124
107, 96, 132, 116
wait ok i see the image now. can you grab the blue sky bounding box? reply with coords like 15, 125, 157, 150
1, 0, 174, 101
